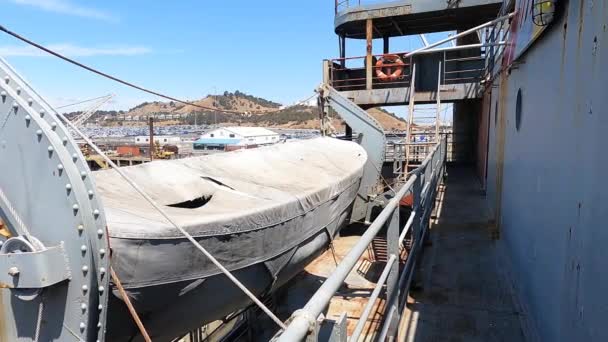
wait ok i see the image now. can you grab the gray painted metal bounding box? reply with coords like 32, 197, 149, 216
335, 0, 503, 37
275, 138, 447, 341
319, 84, 386, 222
0, 58, 110, 342
338, 83, 481, 106
483, 1, 608, 341
0, 243, 70, 288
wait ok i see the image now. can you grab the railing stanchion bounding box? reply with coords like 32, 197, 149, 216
386, 206, 400, 337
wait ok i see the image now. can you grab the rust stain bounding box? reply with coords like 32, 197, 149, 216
560, 3, 570, 73
577, 0, 585, 49
493, 73, 510, 237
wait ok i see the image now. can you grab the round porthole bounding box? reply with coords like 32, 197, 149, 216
515, 88, 523, 131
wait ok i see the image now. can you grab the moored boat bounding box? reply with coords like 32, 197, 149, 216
95, 137, 367, 341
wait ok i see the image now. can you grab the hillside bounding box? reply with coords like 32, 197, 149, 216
66, 91, 408, 131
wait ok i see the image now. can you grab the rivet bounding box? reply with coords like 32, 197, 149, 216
81, 303, 87, 312
12, 102, 18, 112
82, 285, 88, 294
77, 224, 84, 233
51, 122, 57, 131
27, 98, 33, 106
80, 171, 87, 180
7, 267, 19, 276
47, 146, 54, 157
0, 91, 6, 102
79, 322, 86, 331
73, 204, 79, 214
36, 130, 43, 140
82, 265, 89, 274
98, 304, 103, 311
4, 76, 10, 84
66, 183, 72, 193
24, 115, 31, 126
99, 249, 106, 258
97, 229, 103, 238
81, 245, 87, 253
93, 209, 100, 218
99, 267, 106, 276
62, 137, 68, 145
58, 164, 64, 176
97, 322, 102, 329
39, 109, 45, 118
15, 87, 21, 95
98, 286, 105, 294
72, 153, 78, 162
88, 190, 94, 199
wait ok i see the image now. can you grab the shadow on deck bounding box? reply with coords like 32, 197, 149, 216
399, 166, 525, 342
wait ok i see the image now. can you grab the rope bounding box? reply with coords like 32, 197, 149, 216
110, 267, 152, 342
0, 24, 317, 117
0, 25, 253, 115
56, 94, 114, 109
0, 23, 306, 330
33, 292, 44, 342
0, 185, 32, 237
56, 112, 287, 330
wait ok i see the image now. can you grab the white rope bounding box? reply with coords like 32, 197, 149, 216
56, 112, 287, 330
0, 185, 31, 237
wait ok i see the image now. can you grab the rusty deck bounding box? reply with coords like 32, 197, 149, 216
398, 167, 525, 342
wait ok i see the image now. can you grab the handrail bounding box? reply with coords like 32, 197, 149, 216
275, 136, 447, 342
325, 12, 514, 91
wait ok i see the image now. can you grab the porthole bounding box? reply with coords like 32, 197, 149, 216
515, 88, 523, 131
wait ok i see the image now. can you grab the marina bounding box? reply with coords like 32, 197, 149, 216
1, 0, 607, 341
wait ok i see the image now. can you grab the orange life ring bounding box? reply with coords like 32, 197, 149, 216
375, 54, 405, 82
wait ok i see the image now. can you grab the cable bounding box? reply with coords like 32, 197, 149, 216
56, 111, 287, 330
0, 24, 245, 115
56, 94, 113, 109
0, 24, 318, 118
111, 267, 152, 342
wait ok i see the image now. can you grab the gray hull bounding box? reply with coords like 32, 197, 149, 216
93, 138, 367, 341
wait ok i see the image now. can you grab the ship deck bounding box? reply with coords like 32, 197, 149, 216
250, 166, 526, 341
398, 167, 526, 341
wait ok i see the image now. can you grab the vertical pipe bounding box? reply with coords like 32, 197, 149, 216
366, 19, 373, 90
148, 117, 154, 161
436, 62, 442, 142
386, 208, 400, 337
340, 34, 346, 68
406, 63, 416, 171
383, 35, 389, 54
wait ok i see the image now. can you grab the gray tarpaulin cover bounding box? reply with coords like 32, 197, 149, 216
94, 137, 367, 289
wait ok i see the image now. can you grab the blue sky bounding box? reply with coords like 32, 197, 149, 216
0, 0, 451, 118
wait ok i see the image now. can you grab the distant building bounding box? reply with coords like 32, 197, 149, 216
134, 136, 182, 146
193, 127, 280, 151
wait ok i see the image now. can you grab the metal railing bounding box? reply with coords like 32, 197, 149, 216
326, 44, 503, 92
325, 13, 513, 92
276, 137, 447, 342
327, 53, 413, 91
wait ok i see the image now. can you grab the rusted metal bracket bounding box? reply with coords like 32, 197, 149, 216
0, 243, 70, 289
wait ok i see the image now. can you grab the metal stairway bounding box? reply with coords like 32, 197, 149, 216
318, 84, 386, 223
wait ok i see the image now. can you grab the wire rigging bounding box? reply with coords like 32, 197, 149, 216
0, 24, 314, 116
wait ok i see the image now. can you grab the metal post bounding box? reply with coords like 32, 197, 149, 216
340, 34, 346, 68
366, 19, 373, 90
386, 207, 400, 338
436, 62, 442, 143
148, 116, 154, 161
383, 36, 389, 54
405, 63, 416, 172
